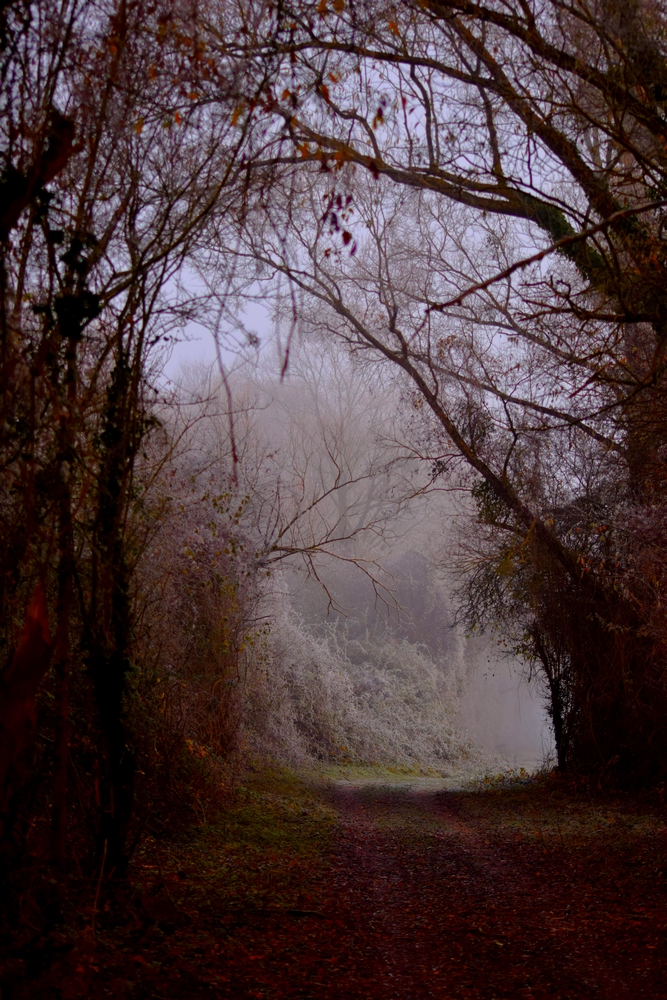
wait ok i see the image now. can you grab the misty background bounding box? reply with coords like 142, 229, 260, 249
165, 327, 553, 774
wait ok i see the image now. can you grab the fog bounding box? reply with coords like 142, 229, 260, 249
288, 554, 553, 772
169, 340, 555, 775
459, 639, 553, 770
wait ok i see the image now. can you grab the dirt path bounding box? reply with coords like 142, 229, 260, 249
309, 782, 667, 999
35, 773, 667, 999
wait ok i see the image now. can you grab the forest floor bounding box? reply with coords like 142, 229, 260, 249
23, 765, 667, 999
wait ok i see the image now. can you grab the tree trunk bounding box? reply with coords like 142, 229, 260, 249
0, 585, 52, 848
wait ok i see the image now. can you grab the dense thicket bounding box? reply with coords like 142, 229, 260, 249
0, 0, 280, 904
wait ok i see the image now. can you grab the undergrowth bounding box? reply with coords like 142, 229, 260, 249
8, 767, 336, 999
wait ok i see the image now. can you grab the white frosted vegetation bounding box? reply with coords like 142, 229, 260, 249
239, 604, 503, 776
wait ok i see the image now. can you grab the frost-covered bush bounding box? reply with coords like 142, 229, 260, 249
240, 602, 493, 774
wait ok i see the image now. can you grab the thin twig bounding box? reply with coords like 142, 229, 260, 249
426, 198, 667, 313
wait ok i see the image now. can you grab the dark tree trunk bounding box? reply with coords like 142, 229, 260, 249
86, 353, 142, 877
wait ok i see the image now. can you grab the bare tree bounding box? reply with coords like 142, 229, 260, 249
170, 341, 421, 606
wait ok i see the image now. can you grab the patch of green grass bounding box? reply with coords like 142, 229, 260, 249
452, 775, 667, 848
209, 765, 337, 854
309, 761, 455, 785
132, 765, 337, 919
